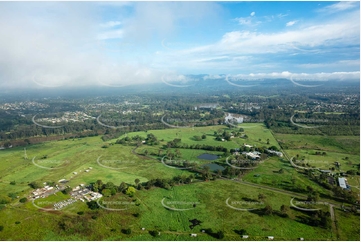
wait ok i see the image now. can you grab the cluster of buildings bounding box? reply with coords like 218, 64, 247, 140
31, 185, 56, 199
244, 151, 261, 160
35, 111, 95, 124
0, 101, 49, 111
70, 185, 102, 202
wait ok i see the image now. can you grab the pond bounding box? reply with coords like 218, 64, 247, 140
202, 163, 225, 172
197, 153, 219, 160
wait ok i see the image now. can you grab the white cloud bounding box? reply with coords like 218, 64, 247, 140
236, 17, 252, 25
99, 21, 122, 28
97, 29, 123, 40
286, 20, 297, 27
250, 11, 255, 16
318, 1, 359, 14
203, 71, 360, 82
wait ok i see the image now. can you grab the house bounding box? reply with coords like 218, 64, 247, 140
266, 149, 283, 157
245, 152, 260, 160
338, 177, 348, 189
73, 172, 78, 175
190, 234, 197, 237
299, 238, 304, 241
267, 236, 274, 240
244, 144, 253, 148
242, 235, 249, 239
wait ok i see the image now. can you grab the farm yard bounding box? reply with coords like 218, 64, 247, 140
0, 124, 359, 240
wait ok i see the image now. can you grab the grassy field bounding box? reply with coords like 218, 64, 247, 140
0, 124, 359, 240
121, 123, 281, 151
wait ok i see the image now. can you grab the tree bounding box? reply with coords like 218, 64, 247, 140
135, 178, 140, 186
101, 188, 112, 197
216, 231, 224, 239
118, 182, 128, 193
122, 228, 132, 234
19, 197, 27, 203
0, 225, 3, 232
62, 187, 72, 195
258, 193, 266, 201
193, 135, 202, 141
202, 134, 207, 139
126, 186, 136, 197
29, 181, 41, 189
280, 205, 289, 217
86, 201, 99, 210
264, 205, 273, 215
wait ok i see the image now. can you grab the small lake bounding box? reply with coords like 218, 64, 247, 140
197, 153, 219, 160
202, 163, 225, 172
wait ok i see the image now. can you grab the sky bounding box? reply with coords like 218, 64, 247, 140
0, 1, 359, 88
